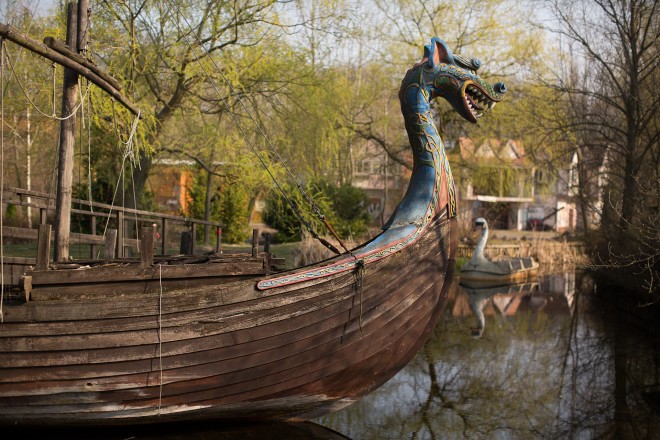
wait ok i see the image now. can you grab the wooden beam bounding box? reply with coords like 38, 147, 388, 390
43, 37, 122, 92
28, 260, 267, 285
0, 23, 140, 116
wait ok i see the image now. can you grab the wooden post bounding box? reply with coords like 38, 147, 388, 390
102, 229, 117, 260
139, 226, 154, 267
190, 223, 197, 255
252, 229, 259, 258
90, 215, 97, 258
76, 0, 89, 55
216, 227, 222, 254
53, 2, 79, 262
263, 232, 271, 275
39, 208, 47, 225
161, 218, 167, 256
180, 231, 192, 255
36, 224, 52, 270
117, 210, 124, 258
263, 232, 271, 254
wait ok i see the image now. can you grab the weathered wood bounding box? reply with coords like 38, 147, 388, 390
19, 275, 32, 302
1, 225, 105, 244
76, 0, 89, 58
161, 218, 167, 256
27, 259, 267, 286
42, 37, 122, 91
102, 229, 117, 259
53, 3, 78, 262
117, 211, 124, 258
252, 229, 259, 258
0, 227, 452, 417
191, 224, 197, 255
139, 226, 155, 267
4, 186, 224, 227
90, 216, 97, 258
0, 24, 139, 115
35, 224, 51, 270
180, 231, 192, 255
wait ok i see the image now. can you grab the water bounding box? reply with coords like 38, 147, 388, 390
7, 273, 658, 439
317, 272, 660, 439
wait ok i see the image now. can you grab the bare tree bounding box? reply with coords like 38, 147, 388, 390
539, 0, 659, 297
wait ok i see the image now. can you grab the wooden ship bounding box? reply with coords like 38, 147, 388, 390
460, 217, 539, 286
0, 16, 506, 427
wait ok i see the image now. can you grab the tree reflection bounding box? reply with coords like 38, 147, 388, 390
318, 272, 660, 439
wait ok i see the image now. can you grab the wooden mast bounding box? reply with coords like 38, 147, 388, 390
54, 2, 86, 261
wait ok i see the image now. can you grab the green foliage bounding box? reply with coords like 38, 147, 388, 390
184, 169, 251, 244
216, 185, 251, 244
263, 179, 369, 242
468, 165, 533, 198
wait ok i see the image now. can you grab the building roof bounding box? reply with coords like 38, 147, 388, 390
459, 137, 527, 166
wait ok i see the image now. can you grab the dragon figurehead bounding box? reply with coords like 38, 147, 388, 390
400, 37, 506, 123
257, 37, 506, 291
397, 37, 506, 220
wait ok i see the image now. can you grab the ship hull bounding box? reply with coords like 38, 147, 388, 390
0, 215, 456, 426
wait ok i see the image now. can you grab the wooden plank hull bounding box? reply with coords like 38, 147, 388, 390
0, 215, 456, 426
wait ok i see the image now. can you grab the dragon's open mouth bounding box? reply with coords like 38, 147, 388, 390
463, 83, 497, 121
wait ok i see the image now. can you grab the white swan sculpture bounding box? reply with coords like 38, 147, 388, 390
460, 217, 539, 286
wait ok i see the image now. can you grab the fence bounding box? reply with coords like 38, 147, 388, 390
1, 187, 224, 285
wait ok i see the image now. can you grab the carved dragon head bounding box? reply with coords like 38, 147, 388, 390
423, 37, 506, 123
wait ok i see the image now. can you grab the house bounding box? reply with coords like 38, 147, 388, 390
454, 137, 581, 232
351, 140, 409, 226
149, 158, 195, 215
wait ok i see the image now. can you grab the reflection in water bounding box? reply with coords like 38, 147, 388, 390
462, 281, 541, 338
318, 272, 660, 439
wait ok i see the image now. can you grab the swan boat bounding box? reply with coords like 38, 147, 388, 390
0, 37, 505, 426
460, 217, 539, 286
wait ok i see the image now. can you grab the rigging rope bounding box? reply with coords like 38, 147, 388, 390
166, 1, 355, 257
4, 47, 90, 121
157, 263, 163, 414
97, 108, 141, 257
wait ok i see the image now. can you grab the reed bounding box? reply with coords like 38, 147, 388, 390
292, 233, 358, 267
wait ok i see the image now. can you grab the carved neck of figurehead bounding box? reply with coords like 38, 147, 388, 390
396, 38, 507, 222
399, 63, 456, 218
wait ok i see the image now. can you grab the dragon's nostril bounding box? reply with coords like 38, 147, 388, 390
494, 82, 507, 94
472, 58, 481, 70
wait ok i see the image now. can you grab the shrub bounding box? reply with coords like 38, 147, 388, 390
263, 179, 370, 242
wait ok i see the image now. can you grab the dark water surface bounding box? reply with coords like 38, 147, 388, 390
317, 272, 660, 439
7, 273, 659, 439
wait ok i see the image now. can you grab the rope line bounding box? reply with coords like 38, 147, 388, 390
1, 39, 5, 323
96, 107, 141, 254
4, 46, 90, 121
157, 264, 163, 414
